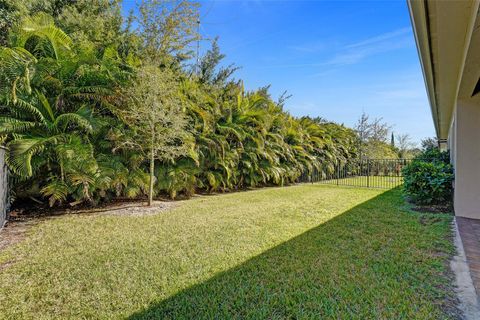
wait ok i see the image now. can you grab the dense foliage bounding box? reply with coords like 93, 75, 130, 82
0, 2, 361, 207
402, 147, 453, 205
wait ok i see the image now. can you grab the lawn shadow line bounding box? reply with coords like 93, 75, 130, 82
127, 188, 456, 319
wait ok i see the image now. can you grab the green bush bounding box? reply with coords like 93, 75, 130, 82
414, 148, 450, 163
402, 150, 453, 205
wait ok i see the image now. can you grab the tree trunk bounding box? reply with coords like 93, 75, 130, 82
60, 159, 65, 182
148, 148, 154, 207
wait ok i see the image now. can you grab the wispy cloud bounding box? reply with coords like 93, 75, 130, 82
325, 27, 412, 66
273, 27, 413, 71
345, 27, 411, 49
288, 42, 328, 53
309, 68, 338, 78
257, 62, 324, 69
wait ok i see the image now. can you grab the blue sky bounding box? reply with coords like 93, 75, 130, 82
123, 0, 434, 144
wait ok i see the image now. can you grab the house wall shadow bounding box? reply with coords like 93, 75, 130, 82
127, 189, 454, 319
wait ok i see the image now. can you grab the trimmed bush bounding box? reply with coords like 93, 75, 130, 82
402, 150, 453, 205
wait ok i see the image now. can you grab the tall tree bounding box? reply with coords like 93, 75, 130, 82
137, 0, 200, 65
197, 37, 239, 86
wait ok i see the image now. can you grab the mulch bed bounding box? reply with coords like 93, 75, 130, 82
411, 203, 453, 214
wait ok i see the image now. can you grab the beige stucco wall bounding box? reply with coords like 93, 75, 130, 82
453, 99, 480, 219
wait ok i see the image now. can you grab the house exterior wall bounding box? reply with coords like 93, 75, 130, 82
453, 99, 480, 219
409, 0, 480, 219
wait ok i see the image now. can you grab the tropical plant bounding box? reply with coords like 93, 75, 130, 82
0, 13, 127, 206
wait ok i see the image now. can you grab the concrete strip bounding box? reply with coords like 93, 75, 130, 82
452, 218, 480, 319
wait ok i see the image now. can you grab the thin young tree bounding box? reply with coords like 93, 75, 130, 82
396, 133, 415, 158
117, 65, 190, 206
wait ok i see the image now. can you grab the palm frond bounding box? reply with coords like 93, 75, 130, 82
54, 112, 93, 133
14, 13, 72, 59
40, 179, 69, 207
6, 136, 61, 177
0, 117, 37, 134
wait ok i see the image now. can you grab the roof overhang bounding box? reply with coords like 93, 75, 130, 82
408, 0, 480, 140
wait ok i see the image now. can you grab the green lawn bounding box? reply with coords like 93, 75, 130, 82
0, 185, 455, 319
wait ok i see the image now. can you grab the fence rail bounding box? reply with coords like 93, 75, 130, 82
299, 158, 412, 189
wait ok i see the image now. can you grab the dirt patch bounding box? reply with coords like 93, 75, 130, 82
0, 219, 37, 253
65, 200, 178, 217
8, 199, 178, 219
0, 217, 42, 271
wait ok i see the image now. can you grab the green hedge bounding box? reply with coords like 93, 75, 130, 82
402, 149, 453, 205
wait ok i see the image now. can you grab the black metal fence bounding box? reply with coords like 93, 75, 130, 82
0, 147, 8, 229
299, 158, 412, 189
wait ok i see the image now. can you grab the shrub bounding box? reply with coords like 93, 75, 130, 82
402, 150, 453, 205
414, 148, 450, 163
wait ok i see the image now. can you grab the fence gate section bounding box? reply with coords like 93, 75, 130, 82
300, 159, 412, 189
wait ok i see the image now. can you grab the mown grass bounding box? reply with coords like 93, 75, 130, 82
0, 185, 455, 319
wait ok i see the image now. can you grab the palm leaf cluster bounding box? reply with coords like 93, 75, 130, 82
157, 80, 358, 198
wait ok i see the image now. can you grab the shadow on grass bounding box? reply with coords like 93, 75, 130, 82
128, 188, 455, 319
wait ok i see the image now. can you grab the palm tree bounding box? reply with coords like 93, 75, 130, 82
0, 13, 123, 205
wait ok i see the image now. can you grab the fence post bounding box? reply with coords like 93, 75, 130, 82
367, 159, 370, 188
336, 161, 339, 186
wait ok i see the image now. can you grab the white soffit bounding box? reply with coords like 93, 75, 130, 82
458, 10, 480, 104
